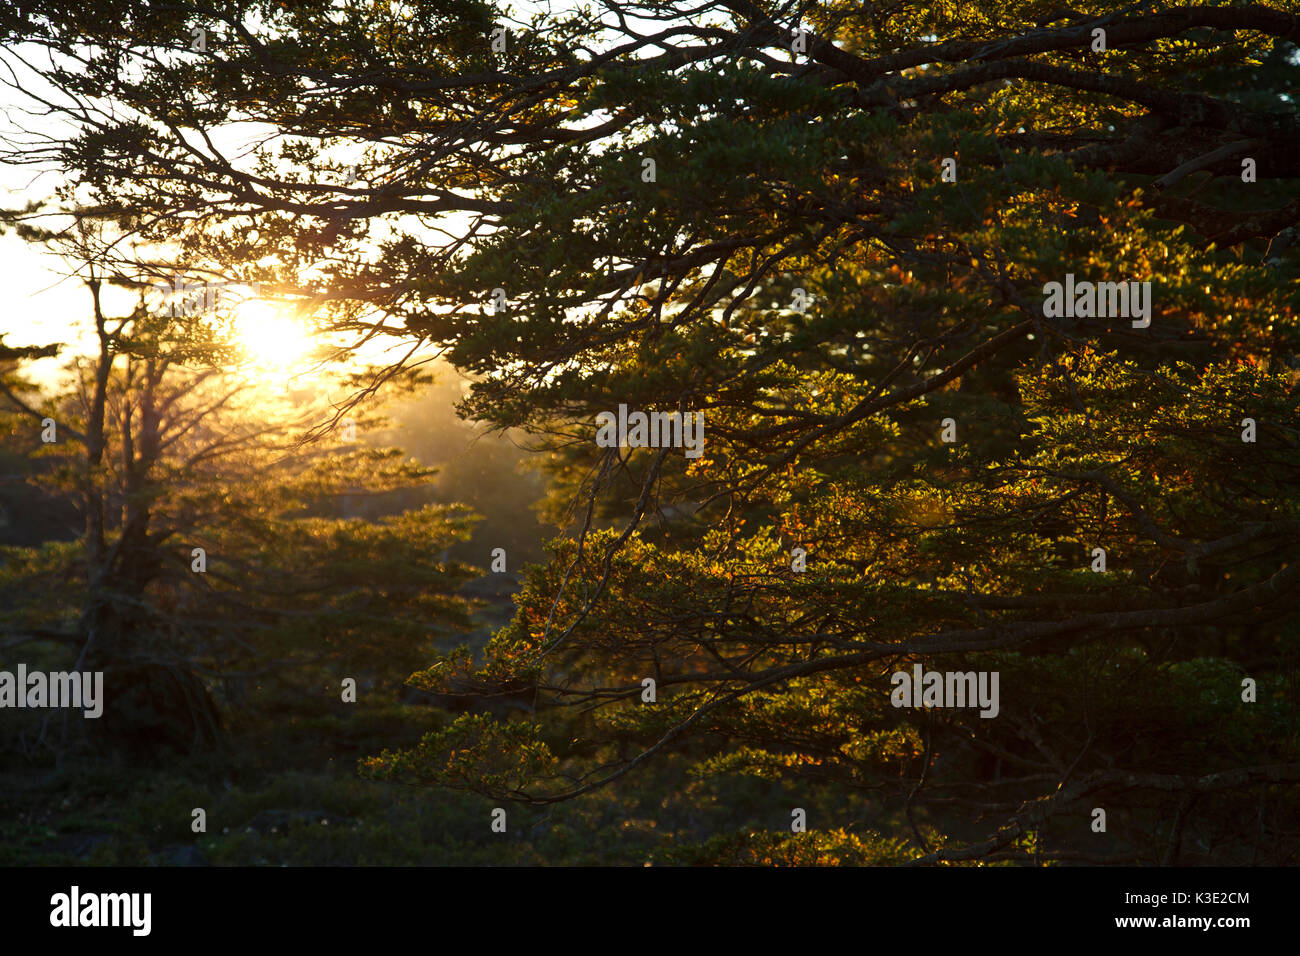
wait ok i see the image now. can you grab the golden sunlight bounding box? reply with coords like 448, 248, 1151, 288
232, 299, 313, 371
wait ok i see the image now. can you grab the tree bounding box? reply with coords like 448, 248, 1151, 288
0, 212, 478, 763
4, 0, 1297, 862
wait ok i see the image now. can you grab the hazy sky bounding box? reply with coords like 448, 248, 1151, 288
0, 1, 686, 386
2, 41, 111, 377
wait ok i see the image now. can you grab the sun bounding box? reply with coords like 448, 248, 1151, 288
232, 300, 313, 371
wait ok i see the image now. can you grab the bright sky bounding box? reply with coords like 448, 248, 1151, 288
0, 154, 86, 378
0, 43, 131, 379
0, 1, 707, 387
0, 19, 434, 387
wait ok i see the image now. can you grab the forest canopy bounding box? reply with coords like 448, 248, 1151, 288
1, 0, 1297, 865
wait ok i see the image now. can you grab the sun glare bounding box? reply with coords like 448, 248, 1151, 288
233, 300, 313, 371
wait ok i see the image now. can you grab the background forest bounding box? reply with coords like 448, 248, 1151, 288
0, 0, 1298, 866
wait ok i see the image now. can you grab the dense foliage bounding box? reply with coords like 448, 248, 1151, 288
2, 0, 1298, 864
